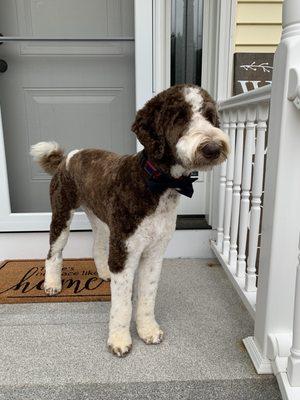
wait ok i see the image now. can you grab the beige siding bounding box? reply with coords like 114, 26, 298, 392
235, 0, 283, 53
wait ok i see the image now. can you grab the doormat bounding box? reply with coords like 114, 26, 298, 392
0, 259, 111, 304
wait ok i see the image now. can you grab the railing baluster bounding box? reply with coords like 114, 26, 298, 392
236, 107, 256, 278
245, 104, 269, 291
229, 109, 246, 271
287, 234, 300, 386
217, 112, 229, 251
222, 110, 237, 259
211, 85, 271, 318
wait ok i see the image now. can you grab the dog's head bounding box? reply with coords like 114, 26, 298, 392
132, 84, 229, 174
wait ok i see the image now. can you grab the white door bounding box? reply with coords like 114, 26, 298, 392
0, 0, 156, 232
0, 0, 135, 214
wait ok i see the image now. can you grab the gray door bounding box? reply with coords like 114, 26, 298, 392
0, 0, 135, 213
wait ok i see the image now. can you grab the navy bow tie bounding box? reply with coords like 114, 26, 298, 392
139, 152, 197, 198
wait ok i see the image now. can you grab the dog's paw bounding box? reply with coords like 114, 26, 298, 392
97, 266, 111, 282
44, 281, 62, 296
107, 332, 132, 357
137, 323, 164, 345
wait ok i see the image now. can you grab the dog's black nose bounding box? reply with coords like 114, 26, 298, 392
202, 143, 221, 159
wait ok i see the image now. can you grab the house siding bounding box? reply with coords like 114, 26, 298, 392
235, 0, 283, 53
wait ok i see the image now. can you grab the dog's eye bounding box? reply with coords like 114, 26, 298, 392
202, 103, 219, 127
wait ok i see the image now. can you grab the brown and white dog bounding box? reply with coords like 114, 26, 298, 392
31, 84, 229, 357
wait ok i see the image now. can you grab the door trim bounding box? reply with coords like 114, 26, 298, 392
202, 0, 236, 100
134, 0, 154, 152
202, 0, 237, 226
152, 0, 171, 94
0, 0, 154, 232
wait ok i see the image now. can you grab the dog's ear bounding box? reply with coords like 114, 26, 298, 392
132, 97, 165, 160
202, 99, 220, 128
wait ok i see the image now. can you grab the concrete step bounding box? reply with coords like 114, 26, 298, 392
0, 259, 281, 400
0, 231, 214, 260
0, 378, 281, 400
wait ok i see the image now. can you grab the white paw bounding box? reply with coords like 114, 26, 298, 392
44, 279, 62, 296
137, 322, 164, 344
98, 268, 111, 282
96, 263, 111, 281
107, 331, 132, 357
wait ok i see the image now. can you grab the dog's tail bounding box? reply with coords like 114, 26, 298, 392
30, 141, 65, 175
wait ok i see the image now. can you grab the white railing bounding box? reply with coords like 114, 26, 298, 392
211, 1, 300, 398
212, 85, 271, 318
287, 235, 300, 387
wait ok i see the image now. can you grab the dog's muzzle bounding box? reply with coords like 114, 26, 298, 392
201, 142, 221, 160
176, 126, 230, 169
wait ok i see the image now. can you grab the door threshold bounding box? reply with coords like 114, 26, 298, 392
176, 215, 212, 230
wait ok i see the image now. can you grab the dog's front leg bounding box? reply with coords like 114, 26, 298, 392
107, 246, 139, 357
136, 243, 167, 345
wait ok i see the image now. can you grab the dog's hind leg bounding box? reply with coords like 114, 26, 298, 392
44, 174, 77, 295
45, 210, 74, 295
84, 208, 111, 281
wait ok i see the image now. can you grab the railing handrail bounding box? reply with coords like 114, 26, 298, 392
218, 85, 272, 111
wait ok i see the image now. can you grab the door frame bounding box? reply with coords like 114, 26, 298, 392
149, 0, 237, 108
0, 0, 153, 232
204, 0, 237, 227
150, 0, 236, 221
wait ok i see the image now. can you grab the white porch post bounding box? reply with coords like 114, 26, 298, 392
246, 0, 300, 370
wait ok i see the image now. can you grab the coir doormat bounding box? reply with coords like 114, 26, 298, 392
0, 259, 111, 304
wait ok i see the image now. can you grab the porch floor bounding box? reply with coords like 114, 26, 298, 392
0, 259, 281, 399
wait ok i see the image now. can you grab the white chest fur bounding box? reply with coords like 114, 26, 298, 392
126, 190, 179, 254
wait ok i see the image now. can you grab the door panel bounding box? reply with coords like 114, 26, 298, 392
26, 87, 129, 172
0, 0, 135, 213
16, 0, 134, 36
16, 0, 134, 55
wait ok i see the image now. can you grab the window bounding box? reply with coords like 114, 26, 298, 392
171, 0, 203, 86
